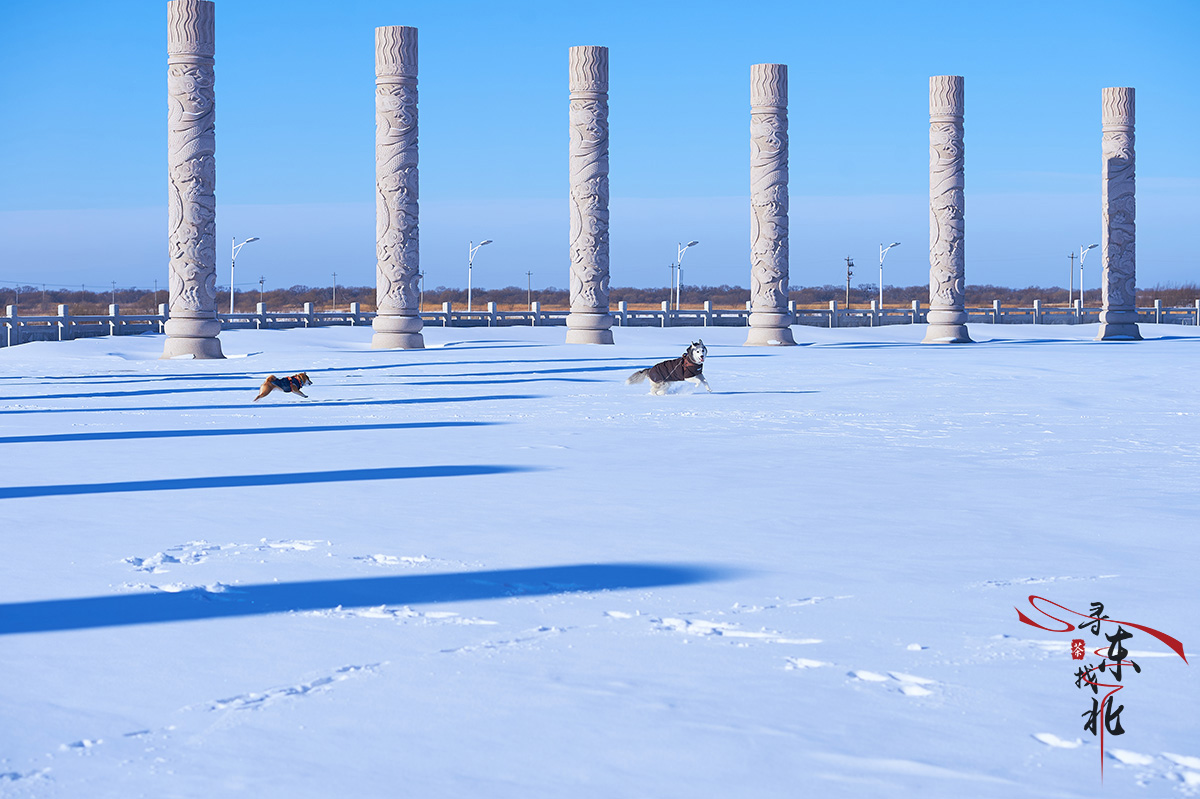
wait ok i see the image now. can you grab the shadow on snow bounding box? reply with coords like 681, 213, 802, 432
0, 464, 538, 500
0, 394, 544, 416
0, 563, 733, 635
0, 421, 499, 446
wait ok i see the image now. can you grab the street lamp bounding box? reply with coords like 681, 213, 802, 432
676, 240, 699, 310
467, 239, 492, 312
1079, 243, 1098, 309
230, 236, 259, 314
879, 242, 900, 310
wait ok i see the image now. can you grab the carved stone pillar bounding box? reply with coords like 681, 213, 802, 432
923, 75, 972, 344
163, 0, 222, 359
372, 26, 424, 349
1098, 87, 1141, 341
745, 63, 795, 346
565, 45, 614, 345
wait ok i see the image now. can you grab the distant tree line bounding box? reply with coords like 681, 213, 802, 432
2, 282, 1198, 315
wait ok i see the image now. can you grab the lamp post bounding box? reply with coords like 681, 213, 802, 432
879, 241, 900, 310
526, 270, 533, 310
331, 272, 337, 310
259, 276, 265, 306
676, 240, 699, 310
1079, 243, 1098, 309
1068, 252, 1075, 306
230, 236, 259, 314
467, 239, 492, 312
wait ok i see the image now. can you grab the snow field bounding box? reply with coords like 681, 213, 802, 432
1, 323, 1198, 797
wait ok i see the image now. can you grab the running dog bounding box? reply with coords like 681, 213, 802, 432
626, 340, 711, 395
253, 372, 312, 401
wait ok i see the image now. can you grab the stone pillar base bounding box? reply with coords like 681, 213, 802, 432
161, 316, 224, 359
745, 311, 796, 346
1097, 309, 1141, 341
922, 324, 973, 343
372, 314, 424, 349
565, 311, 614, 344
1097, 323, 1142, 341
922, 309, 972, 343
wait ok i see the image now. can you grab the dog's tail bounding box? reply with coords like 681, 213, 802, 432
253, 375, 278, 402
625, 368, 649, 385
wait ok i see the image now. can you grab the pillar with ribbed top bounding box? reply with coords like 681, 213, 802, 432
162, 0, 222, 359
565, 45, 614, 345
745, 63, 795, 346
923, 75, 972, 344
372, 26, 424, 349
1098, 87, 1141, 341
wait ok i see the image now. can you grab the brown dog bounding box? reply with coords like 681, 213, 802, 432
253, 373, 312, 401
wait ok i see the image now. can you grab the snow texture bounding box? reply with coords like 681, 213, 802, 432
1, 323, 1197, 798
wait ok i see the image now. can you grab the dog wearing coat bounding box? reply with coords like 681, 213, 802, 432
626, 340, 711, 395
253, 372, 312, 401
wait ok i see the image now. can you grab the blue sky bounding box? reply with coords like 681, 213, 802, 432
1, 0, 1197, 295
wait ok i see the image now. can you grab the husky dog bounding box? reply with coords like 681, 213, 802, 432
626, 340, 711, 395
253, 372, 313, 401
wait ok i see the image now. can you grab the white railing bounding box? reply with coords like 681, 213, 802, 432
4, 298, 1199, 348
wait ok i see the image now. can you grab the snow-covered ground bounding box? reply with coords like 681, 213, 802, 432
1, 323, 1197, 798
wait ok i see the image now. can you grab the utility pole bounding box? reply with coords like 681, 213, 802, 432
1068, 252, 1076, 306
845, 256, 854, 308
111, 280, 116, 306
332, 272, 337, 309
259, 276, 265, 306
154, 278, 159, 308
526, 270, 533, 309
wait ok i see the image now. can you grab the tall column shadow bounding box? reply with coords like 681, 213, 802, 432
0, 563, 733, 635
0, 464, 539, 500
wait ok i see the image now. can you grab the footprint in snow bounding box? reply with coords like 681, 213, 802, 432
117, 581, 242, 598
0, 769, 50, 783
1032, 732, 1083, 749
785, 657, 831, 670
351, 554, 432, 567
198, 664, 381, 712
655, 616, 821, 645
309, 605, 497, 626
440, 626, 565, 654
122, 539, 316, 573
1103, 750, 1200, 792
976, 574, 1118, 589
848, 669, 938, 696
